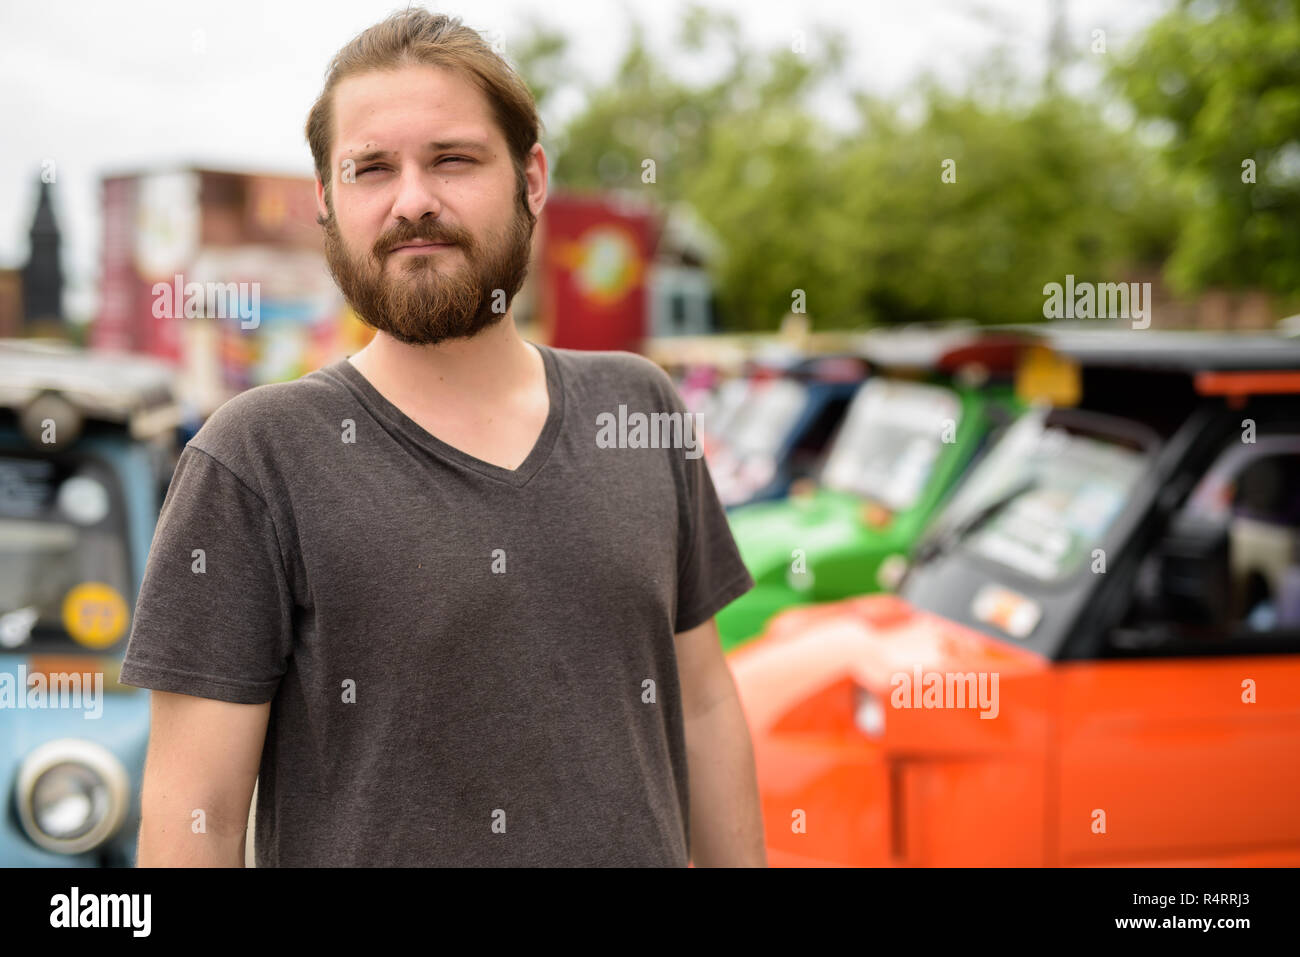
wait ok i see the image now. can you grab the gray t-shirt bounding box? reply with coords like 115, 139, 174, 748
119, 343, 754, 867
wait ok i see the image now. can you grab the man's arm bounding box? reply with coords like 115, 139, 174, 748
136, 691, 270, 867
676, 616, 766, 867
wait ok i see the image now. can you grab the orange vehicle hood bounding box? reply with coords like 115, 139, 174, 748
728, 593, 1050, 733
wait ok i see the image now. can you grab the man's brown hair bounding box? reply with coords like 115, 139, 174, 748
305, 9, 542, 216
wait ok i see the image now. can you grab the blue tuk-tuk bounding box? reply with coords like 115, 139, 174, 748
0, 339, 183, 866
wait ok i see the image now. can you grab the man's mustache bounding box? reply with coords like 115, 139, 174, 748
373, 223, 472, 258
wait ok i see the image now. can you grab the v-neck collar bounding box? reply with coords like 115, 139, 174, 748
322, 341, 565, 488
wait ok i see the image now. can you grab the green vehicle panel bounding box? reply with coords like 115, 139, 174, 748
716, 378, 1020, 650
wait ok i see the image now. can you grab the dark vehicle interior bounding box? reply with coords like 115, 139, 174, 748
1101, 396, 1300, 659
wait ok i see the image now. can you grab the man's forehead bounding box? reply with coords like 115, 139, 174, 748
332, 66, 500, 157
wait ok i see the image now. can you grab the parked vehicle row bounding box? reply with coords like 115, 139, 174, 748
715, 331, 1025, 650
6, 327, 1297, 868
709, 328, 1300, 866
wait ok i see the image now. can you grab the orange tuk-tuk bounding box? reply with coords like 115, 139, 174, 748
730, 329, 1300, 866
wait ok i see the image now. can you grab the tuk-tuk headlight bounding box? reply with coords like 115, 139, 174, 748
16, 739, 129, 855
853, 685, 886, 738
19, 392, 83, 449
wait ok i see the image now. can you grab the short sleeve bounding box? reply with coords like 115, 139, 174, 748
118, 445, 295, 704
667, 383, 755, 634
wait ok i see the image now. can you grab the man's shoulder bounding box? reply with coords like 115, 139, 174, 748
185, 365, 345, 485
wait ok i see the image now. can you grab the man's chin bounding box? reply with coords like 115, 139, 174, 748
373, 310, 506, 346
385, 259, 460, 282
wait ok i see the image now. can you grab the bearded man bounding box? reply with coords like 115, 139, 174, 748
121, 8, 763, 868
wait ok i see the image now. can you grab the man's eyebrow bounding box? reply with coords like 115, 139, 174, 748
346, 140, 492, 162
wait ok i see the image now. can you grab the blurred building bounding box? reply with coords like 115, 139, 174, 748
1127, 266, 1283, 331
528, 191, 721, 352
93, 166, 370, 416
647, 201, 722, 338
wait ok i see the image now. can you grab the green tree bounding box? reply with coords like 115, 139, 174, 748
1109, 0, 1300, 298
514, 6, 1179, 330
828, 85, 1178, 326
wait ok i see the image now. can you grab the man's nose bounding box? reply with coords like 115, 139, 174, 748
388, 163, 443, 223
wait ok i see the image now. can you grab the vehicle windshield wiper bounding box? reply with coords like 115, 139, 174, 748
910, 477, 1038, 569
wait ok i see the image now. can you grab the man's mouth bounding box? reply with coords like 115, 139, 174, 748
389, 240, 455, 254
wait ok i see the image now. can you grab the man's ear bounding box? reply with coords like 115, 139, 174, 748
314, 175, 330, 223
526, 143, 548, 219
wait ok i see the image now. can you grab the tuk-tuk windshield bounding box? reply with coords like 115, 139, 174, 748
723, 378, 810, 457
0, 452, 132, 650
820, 379, 961, 510
700, 378, 752, 443
935, 409, 1147, 582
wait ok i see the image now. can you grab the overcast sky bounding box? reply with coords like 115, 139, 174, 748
0, 0, 1170, 321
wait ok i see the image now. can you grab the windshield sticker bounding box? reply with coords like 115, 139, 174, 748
972, 585, 1042, 639
1064, 484, 1125, 538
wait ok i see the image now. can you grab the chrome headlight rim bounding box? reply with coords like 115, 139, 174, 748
15, 738, 129, 855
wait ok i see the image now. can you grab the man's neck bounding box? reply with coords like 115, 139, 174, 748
346, 315, 541, 410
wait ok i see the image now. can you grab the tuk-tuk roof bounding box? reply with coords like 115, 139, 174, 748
0, 339, 181, 435
851, 324, 981, 369
1025, 327, 1300, 372
852, 324, 1029, 376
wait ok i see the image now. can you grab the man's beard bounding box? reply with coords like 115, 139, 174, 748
321, 195, 535, 346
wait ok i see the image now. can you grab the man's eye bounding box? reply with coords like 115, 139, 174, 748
353, 159, 467, 177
